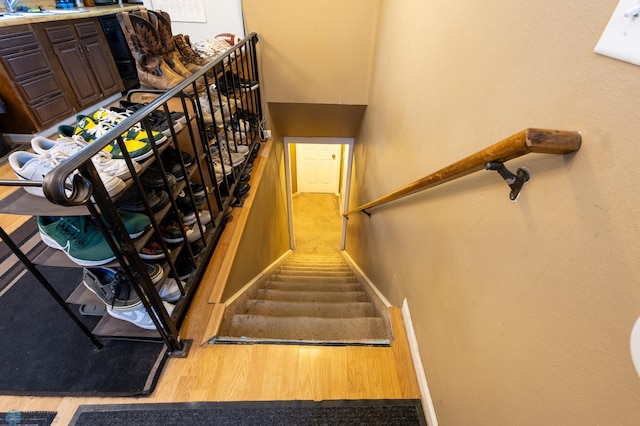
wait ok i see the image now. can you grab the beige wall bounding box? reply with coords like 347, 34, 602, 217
241, 0, 640, 423
345, 0, 640, 424
242, 0, 379, 105
222, 141, 290, 301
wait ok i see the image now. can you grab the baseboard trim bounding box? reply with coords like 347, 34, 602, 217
341, 251, 392, 308
402, 299, 438, 426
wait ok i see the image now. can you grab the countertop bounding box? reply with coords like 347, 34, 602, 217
0, 4, 144, 27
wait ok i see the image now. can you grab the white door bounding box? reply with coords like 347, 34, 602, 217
296, 143, 341, 194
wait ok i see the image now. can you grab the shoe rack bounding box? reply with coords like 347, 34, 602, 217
0, 33, 263, 353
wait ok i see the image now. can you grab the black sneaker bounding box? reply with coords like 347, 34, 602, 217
116, 187, 170, 212
140, 167, 177, 190
225, 71, 259, 91
162, 146, 194, 168
175, 250, 196, 280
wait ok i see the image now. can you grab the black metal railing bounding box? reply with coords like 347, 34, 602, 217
0, 32, 263, 353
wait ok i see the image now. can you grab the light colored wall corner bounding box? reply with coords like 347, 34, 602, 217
341, 250, 391, 308
402, 299, 438, 426
223, 250, 292, 305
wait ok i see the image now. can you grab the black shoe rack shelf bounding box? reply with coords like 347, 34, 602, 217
0, 33, 263, 354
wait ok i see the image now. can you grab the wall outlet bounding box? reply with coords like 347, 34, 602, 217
595, 0, 640, 66
631, 315, 640, 377
264, 130, 272, 138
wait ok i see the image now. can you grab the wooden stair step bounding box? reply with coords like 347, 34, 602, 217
275, 269, 355, 277
244, 300, 375, 318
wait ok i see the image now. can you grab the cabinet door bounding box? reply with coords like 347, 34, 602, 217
82, 34, 122, 95
51, 38, 102, 108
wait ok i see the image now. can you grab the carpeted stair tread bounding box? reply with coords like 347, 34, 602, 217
228, 315, 391, 341
245, 300, 376, 318
275, 269, 355, 277
270, 274, 358, 283
276, 265, 352, 272
263, 280, 363, 292
214, 253, 394, 346
255, 288, 369, 303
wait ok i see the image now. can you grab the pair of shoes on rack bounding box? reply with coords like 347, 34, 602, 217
159, 216, 206, 244
83, 264, 184, 330
113, 100, 187, 137
8, 137, 132, 199
116, 185, 170, 213
57, 108, 168, 162
37, 211, 152, 266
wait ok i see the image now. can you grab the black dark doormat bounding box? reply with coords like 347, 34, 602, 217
0, 411, 56, 426
0, 264, 168, 397
70, 400, 427, 426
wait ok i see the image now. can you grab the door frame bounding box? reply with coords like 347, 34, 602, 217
283, 137, 354, 251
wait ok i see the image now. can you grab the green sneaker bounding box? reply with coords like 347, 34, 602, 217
69, 115, 154, 162
87, 108, 168, 147
37, 215, 116, 266
116, 209, 151, 239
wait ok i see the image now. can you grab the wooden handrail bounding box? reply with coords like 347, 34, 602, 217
345, 128, 581, 216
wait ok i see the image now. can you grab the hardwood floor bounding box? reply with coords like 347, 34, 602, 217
0, 156, 422, 424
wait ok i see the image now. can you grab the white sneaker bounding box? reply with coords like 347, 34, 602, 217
9, 151, 71, 198
107, 301, 175, 330
31, 136, 140, 180
157, 278, 183, 303
187, 223, 206, 242
7, 151, 125, 198
47, 152, 126, 198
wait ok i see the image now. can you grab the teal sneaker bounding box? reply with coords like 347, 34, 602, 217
116, 209, 151, 239
37, 215, 116, 266
100, 209, 151, 239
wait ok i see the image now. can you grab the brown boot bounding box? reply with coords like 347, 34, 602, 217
174, 34, 209, 67
147, 10, 195, 79
117, 12, 184, 90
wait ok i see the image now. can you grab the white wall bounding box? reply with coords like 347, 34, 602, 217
144, 0, 244, 42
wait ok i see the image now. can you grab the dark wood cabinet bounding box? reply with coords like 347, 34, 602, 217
0, 25, 74, 134
38, 19, 124, 110
0, 18, 125, 134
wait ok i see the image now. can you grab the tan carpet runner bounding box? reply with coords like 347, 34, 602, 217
212, 253, 394, 345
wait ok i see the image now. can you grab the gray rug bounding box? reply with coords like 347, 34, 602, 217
70, 400, 426, 425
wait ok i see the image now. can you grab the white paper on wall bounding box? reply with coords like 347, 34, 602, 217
151, 0, 207, 23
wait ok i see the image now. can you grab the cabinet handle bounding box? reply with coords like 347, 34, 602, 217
84, 44, 91, 57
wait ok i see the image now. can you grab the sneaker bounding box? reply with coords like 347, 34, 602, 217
37, 215, 116, 266
157, 278, 182, 303
9, 151, 126, 198
60, 116, 154, 162
225, 70, 259, 91
116, 209, 151, 239
119, 100, 187, 127
159, 219, 185, 243
9, 151, 73, 198
175, 251, 195, 280
110, 106, 179, 138
139, 236, 167, 260
162, 146, 194, 168
116, 187, 170, 212
86, 108, 168, 147
83, 267, 142, 309
140, 167, 177, 190
145, 263, 164, 284
106, 300, 175, 330
31, 135, 141, 180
